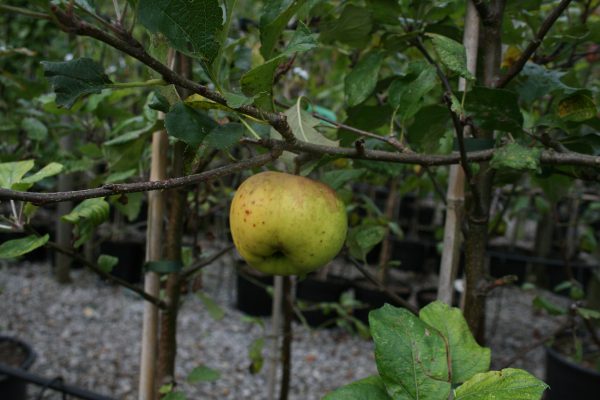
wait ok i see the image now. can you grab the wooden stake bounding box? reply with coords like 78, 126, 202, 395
437, 0, 480, 305
139, 128, 168, 400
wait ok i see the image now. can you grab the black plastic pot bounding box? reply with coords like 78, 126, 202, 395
0, 336, 36, 400
390, 238, 429, 271
236, 270, 273, 317
488, 247, 528, 283
353, 279, 412, 325
545, 345, 600, 400
296, 275, 351, 328
99, 240, 145, 284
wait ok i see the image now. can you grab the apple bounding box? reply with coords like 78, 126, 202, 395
229, 171, 348, 275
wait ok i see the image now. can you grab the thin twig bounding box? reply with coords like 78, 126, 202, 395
48, 6, 297, 144
45, 240, 167, 309
180, 245, 234, 279
500, 318, 573, 368
348, 257, 419, 315
0, 151, 280, 205
495, 0, 573, 88
0, 4, 51, 20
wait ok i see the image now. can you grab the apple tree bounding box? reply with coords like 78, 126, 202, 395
0, 0, 599, 399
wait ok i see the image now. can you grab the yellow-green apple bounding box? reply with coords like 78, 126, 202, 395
229, 171, 347, 275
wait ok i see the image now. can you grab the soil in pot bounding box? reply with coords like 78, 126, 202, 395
353, 279, 412, 325
0, 336, 36, 400
236, 268, 274, 317
545, 337, 600, 400
295, 275, 351, 328
99, 240, 145, 284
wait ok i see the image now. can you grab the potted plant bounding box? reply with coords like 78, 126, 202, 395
530, 275, 600, 400
0, 335, 36, 400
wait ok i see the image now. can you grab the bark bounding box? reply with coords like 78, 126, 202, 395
156, 141, 186, 390
462, 0, 506, 343
157, 53, 192, 393
279, 276, 293, 400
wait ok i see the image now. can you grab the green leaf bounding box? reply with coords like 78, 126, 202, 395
205, 123, 244, 150
322, 169, 366, 191
465, 87, 523, 132
0, 160, 35, 189
389, 65, 437, 120
345, 51, 384, 107
426, 33, 474, 80
516, 63, 569, 104
419, 301, 491, 383
346, 224, 386, 261
283, 21, 318, 56
319, 5, 373, 48
112, 192, 144, 222
19, 162, 63, 188
41, 58, 112, 108
532, 296, 567, 316
97, 254, 118, 273
324, 375, 392, 400
148, 91, 170, 113
138, 0, 223, 64
162, 392, 187, 400
196, 291, 225, 321
557, 91, 597, 122
248, 337, 265, 374
62, 198, 110, 248
223, 91, 254, 108
158, 384, 173, 394
577, 307, 600, 320
165, 102, 217, 146
454, 368, 548, 400
491, 143, 541, 172
21, 117, 48, 141
187, 365, 221, 383
407, 105, 451, 153
0, 234, 49, 259
370, 304, 451, 399
260, 0, 306, 59
241, 55, 284, 111
283, 100, 338, 146
105, 169, 136, 184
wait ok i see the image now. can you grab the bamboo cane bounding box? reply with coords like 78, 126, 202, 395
138, 128, 168, 400
437, 0, 480, 305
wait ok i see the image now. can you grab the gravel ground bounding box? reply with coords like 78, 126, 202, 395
0, 257, 567, 400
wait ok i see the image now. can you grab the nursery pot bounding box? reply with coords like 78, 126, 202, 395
295, 275, 352, 328
487, 246, 528, 283
353, 279, 412, 325
390, 238, 428, 271
0, 336, 36, 400
99, 240, 145, 284
544, 345, 600, 400
236, 268, 273, 317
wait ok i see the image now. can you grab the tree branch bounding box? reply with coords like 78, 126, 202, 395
495, 0, 573, 88
471, 0, 495, 24
45, 240, 167, 309
47, 5, 297, 144
180, 245, 234, 279
0, 151, 280, 205
348, 257, 419, 315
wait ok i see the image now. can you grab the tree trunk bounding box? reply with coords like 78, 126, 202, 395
156, 140, 186, 390
279, 276, 293, 400
462, 0, 507, 343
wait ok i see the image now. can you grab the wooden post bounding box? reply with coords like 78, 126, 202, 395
139, 128, 168, 400
437, 0, 480, 305
55, 133, 74, 283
